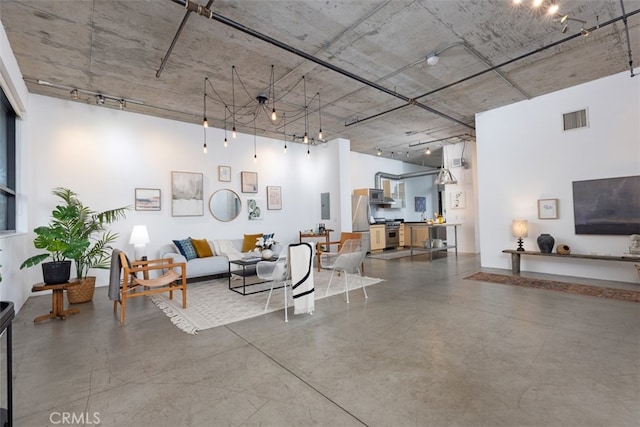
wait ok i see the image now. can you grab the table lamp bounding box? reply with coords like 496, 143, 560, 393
512, 220, 528, 252
129, 225, 150, 260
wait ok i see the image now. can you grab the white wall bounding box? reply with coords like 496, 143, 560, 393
477, 68, 640, 283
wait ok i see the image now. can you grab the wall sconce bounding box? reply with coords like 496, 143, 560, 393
129, 225, 150, 260
512, 220, 528, 251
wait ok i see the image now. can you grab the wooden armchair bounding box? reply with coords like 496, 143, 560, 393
113, 251, 187, 323
316, 232, 363, 272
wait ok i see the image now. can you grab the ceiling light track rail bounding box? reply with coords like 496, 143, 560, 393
345, 8, 639, 127
35, 80, 144, 108
168, 0, 473, 130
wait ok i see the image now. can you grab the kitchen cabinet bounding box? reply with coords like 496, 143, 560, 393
398, 224, 405, 247
370, 224, 386, 251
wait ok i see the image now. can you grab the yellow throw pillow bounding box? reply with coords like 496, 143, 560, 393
192, 239, 213, 258
242, 233, 263, 252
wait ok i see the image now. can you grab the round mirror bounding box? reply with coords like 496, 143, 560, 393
209, 189, 242, 222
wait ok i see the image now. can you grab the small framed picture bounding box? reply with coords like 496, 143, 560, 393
135, 188, 161, 211
267, 186, 282, 210
218, 165, 231, 182
241, 171, 258, 193
538, 198, 558, 219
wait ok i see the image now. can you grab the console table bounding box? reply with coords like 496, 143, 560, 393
31, 281, 81, 323
502, 249, 640, 274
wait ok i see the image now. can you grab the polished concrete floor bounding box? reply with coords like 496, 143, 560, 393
9, 254, 640, 426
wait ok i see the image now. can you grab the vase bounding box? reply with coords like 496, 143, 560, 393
41, 261, 71, 285
261, 249, 273, 260
537, 234, 555, 253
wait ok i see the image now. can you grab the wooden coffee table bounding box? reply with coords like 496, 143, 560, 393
31, 281, 81, 323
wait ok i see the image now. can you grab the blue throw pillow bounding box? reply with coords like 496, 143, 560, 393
263, 233, 274, 241
173, 238, 197, 261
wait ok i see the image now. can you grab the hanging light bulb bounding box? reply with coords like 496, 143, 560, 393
318, 92, 323, 140
203, 77, 208, 128
283, 113, 287, 153
426, 147, 431, 155
223, 107, 228, 147
304, 132, 308, 144
269, 64, 277, 121
307, 147, 310, 159
224, 137, 228, 148
377, 148, 382, 156
232, 66, 237, 139
203, 127, 207, 154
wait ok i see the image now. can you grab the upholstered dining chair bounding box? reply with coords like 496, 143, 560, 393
321, 239, 368, 304
316, 231, 363, 272
110, 249, 187, 323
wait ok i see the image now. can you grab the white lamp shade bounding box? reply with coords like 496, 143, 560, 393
129, 225, 150, 245
512, 220, 528, 238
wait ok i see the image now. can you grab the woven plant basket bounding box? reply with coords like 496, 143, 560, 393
67, 276, 96, 304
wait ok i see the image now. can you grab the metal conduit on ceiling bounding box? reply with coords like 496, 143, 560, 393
167, 0, 474, 131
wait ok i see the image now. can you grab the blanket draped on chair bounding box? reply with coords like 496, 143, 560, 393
289, 242, 314, 315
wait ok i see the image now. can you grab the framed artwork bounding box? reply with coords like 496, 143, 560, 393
450, 190, 466, 209
171, 171, 204, 216
247, 198, 264, 220
415, 196, 426, 212
241, 171, 258, 193
267, 186, 282, 210
538, 198, 558, 219
135, 188, 161, 211
218, 165, 231, 182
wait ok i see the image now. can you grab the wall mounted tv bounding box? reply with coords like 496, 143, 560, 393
572, 175, 640, 235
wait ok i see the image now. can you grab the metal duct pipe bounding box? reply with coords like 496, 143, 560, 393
168, 0, 473, 130
374, 169, 440, 190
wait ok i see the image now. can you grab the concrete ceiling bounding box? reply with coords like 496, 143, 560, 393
2, 0, 639, 167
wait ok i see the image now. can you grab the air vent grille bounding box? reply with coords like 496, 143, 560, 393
563, 109, 588, 131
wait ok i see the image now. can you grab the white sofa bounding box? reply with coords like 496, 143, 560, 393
159, 239, 243, 280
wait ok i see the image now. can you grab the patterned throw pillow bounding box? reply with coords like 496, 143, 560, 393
192, 239, 213, 258
242, 233, 263, 252
173, 238, 197, 261
263, 233, 274, 241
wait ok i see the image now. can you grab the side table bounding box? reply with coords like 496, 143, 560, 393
31, 280, 81, 323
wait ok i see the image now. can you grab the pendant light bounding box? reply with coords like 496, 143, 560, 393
303, 76, 308, 144
317, 92, 323, 140
283, 113, 287, 153
223, 106, 228, 147
269, 65, 277, 121
435, 144, 458, 185
232, 66, 237, 139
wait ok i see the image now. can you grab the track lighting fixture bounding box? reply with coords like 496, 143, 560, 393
37, 80, 142, 109
559, 17, 589, 36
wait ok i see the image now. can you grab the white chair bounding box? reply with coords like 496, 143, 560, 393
257, 247, 290, 321
321, 239, 368, 303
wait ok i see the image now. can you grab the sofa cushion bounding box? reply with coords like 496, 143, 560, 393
192, 238, 213, 258
173, 238, 197, 261
242, 233, 263, 252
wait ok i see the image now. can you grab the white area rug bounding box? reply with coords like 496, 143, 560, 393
150, 270, 383, 334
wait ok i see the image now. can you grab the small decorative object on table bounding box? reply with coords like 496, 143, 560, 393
556, 244, 571, 255
537, 233, 555, 253
256, 236, 277, 260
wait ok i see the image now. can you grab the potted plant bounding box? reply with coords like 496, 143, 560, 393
19, 190, 89, 284
20, 188, 129, 300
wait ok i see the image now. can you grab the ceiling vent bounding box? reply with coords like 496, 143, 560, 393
563, 109, 588, 131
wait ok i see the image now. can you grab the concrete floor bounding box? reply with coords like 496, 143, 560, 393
8, 254, 640, 427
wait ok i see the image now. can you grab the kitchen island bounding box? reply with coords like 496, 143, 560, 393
405, 222, 461, 260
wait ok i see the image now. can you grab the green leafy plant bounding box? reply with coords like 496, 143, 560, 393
20, 188, 129, 279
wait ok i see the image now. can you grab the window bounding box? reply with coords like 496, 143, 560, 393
0, 88, 16, 231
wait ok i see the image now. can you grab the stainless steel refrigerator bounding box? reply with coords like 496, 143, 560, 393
351, 195, 371, 252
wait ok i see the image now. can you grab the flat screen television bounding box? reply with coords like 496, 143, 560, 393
572, 175, 640, 235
